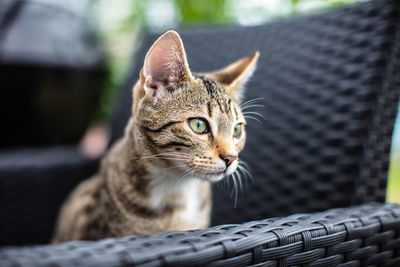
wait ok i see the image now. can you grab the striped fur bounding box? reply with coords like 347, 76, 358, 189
52, 31, 259, 243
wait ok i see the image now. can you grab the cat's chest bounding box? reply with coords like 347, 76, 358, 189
150, 177, 211, 230
172, 185, 210, 230
177, 180, 202, 223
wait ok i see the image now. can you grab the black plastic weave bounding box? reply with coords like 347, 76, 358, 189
1, 203, 400, 266
111, 0, 400, 226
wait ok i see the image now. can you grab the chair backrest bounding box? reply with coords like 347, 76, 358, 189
110, 0, 400, 226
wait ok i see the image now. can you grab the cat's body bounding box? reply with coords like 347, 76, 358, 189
53, 135, 211, 242
53, 30, 258, 243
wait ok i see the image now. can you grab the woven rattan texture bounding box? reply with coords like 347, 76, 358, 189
110, 0, 400, 225
356, 4, 400, 204
1, 203, 400, 266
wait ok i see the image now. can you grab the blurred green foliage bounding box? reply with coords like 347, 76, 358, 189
388, 108, 400, 204
174, 0, 235, 25
388, 154, 400, 203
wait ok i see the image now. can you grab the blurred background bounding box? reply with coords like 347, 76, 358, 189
1, 0, 398, 202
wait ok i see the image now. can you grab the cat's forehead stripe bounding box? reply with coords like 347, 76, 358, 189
234, 106, 238, 121
207, 102, 212, 118
198, 75, 216, 97
195, 74, 231, 116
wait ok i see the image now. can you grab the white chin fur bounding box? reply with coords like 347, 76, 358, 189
193, 173, 224, 182
225, 160, 238, 176
184, 160, 239, 183
207, 174, 225, 182
196, 160, 239, 183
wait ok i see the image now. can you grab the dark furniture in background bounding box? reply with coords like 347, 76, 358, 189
0, 0, 107, 146
0, 0, 104, 245
1, 0, 400, 265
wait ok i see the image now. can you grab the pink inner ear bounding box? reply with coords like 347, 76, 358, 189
144, 35, 184, 89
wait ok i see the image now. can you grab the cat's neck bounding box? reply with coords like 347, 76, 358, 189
103, 127, 200, 213
146, 165, 200, 208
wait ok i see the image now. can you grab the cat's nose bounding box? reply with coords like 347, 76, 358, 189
220, 154, 238, 167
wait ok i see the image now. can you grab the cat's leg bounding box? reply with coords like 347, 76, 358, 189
51, 176, 101, 243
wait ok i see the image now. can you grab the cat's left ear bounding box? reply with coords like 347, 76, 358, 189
140, 30, 193, 103
207, 51, 259, 103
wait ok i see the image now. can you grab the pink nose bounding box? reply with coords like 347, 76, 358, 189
220, 154, 238, 167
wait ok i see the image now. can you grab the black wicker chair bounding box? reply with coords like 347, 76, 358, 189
1, 0, 400, 266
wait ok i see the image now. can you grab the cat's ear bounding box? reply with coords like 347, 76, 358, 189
140, 30, 193, 103
207, 51, 259, 103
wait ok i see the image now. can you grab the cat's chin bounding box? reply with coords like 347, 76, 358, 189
194, 172, 226, 182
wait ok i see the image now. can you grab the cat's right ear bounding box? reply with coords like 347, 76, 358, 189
207, 51, 259, 103
140, 30, 193, 103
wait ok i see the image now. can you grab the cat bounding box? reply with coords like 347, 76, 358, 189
52, 30, 259, 243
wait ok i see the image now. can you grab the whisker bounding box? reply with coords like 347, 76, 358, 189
240, 97, 264, 109
141, 153, 193, 158
232, 172, 239, 208
242, 102, 264, 107
177, 168, 195, 184
229, 173, 236, 197
238, 160, 251, 169
216, 175, 229, 192
239, 159, 254, 183
163, 164, 188, 170
237, 164, 253, 182
241, 99, 265, 127
236, 170, 243, 193
138, 157, 188, 162
244, 115, 262, 124
138, 151, 194, 158
139, 155, 189, 160
241, 104, 264, 111
137, 152, 194, 162
243, 111, 265, 119
158, 152, 193, 156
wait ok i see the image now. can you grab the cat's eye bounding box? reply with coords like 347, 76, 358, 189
189, 119, 208, 134
233, 124, 242, 138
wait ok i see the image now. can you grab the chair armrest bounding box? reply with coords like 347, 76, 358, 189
1, 202, 399, 266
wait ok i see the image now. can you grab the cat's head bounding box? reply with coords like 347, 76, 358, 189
132, 30, 259, 182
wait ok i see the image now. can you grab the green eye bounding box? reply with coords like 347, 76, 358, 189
233, 124, 242, 138
189, 119, 208, 134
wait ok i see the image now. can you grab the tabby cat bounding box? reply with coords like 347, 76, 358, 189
52, 30, 259, 243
